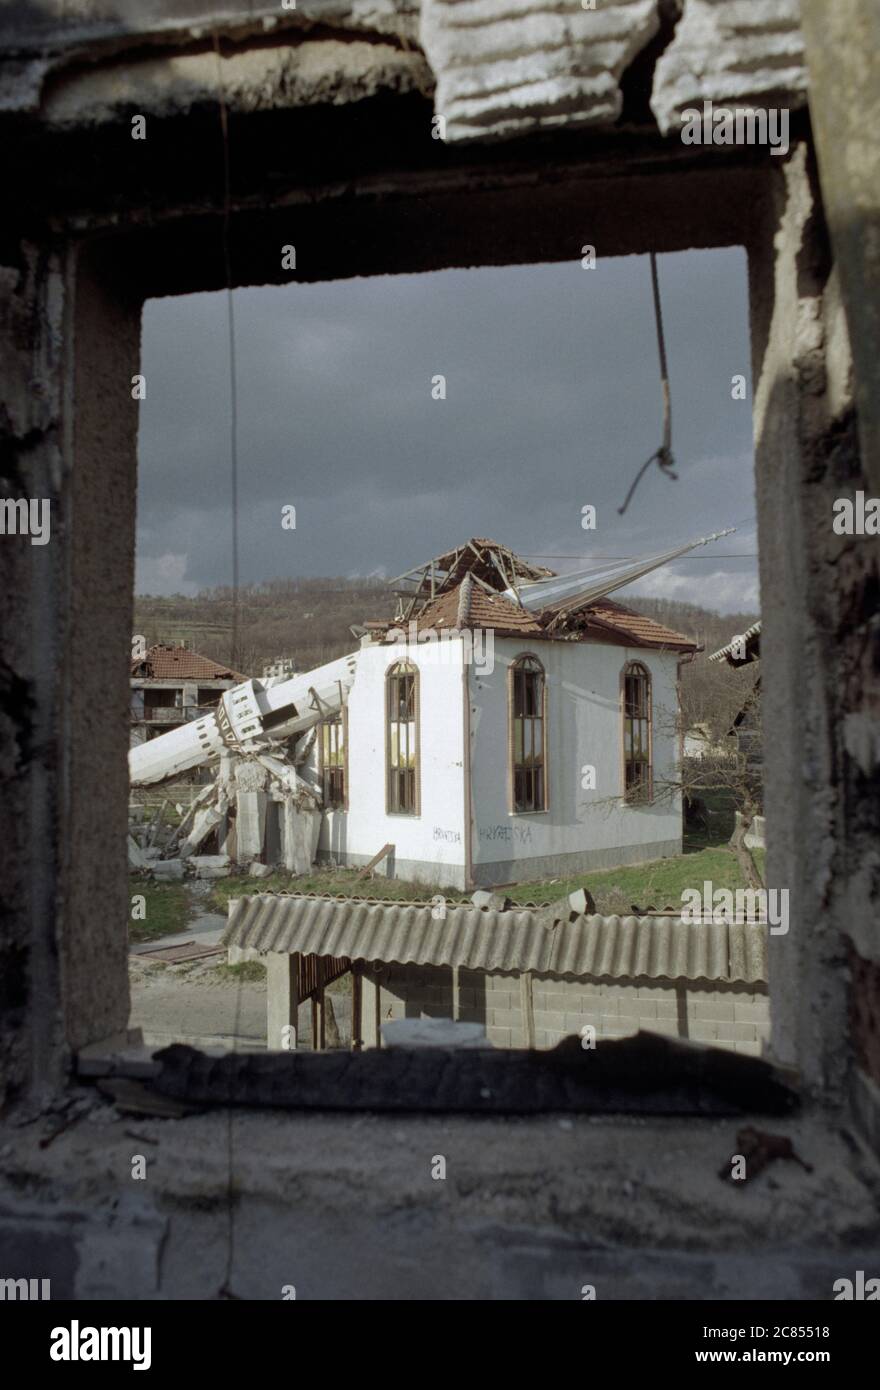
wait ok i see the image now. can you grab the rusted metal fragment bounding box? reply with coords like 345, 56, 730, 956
719, 1124, 813, 1182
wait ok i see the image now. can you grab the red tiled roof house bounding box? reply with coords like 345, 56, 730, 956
309, 538, 698, 889
130, 644, 246, 750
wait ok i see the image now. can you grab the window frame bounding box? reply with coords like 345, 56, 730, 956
319, 706, 348, 811
25, 125, 834, 1121
508, 652, 549, 814
385, 661, 420, 816
621, 660, 653, 804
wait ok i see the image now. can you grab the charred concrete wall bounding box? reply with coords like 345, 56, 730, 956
0, 0, 877, 1157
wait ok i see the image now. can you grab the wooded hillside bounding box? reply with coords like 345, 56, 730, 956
134, 580, 759, 737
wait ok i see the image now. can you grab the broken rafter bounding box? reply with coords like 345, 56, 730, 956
490, 548, 522, 607
470, 571, 501, 596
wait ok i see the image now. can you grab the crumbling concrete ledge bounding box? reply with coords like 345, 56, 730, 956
651, 0, 808, 135
420, 0, 660, 142
1, 1097, 878, 1298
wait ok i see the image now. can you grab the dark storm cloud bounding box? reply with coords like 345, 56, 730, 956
136, 248, 757, 611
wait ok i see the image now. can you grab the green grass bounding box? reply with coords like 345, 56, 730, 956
128, 880, 196, 943
206, 843, 765, 919
199, 784, 766, 920
210, 960, 267, 984
502, 845, 765, 915
207, 868, 466, 913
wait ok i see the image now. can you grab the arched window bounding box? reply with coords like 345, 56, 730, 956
623, 661, 652, 801
509, 654, 547, 812
386, 662, 419, 814
320, 709, 347, 810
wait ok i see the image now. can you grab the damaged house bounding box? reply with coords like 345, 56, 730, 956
313, 536, 700, 888
130, 643, 245, 748
131, 535, 709, 888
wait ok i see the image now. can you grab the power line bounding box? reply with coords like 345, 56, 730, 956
523, 552, 758, 559
617, 252, 677, 515
214, 30, 240, 675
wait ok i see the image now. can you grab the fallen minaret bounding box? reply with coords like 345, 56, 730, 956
129, 651, 357, 876
129, 650, 357, 786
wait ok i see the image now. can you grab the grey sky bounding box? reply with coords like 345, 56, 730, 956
136, 247, 758, 613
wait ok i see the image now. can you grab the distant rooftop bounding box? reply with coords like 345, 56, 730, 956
132, 644, 246, 682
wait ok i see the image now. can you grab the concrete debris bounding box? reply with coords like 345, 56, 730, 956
127, 834, 149, 869
236, 790, 268, 861
420, 0, 659, 143
129, 740, 325, 881
189, 855, 231, 880
151, 858, 184, 881
651, 0, 808, 136
247, 862, 275, 879
471, 889, 512, 912
179, 806, 222, 859
234, 760, 269, 792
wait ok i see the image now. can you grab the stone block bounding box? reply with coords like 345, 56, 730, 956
151, 858, 183, 880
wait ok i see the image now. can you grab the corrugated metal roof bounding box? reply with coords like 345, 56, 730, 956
222, 895, 767, 984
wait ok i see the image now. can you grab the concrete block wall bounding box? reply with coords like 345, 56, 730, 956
376, 965, 770, 1055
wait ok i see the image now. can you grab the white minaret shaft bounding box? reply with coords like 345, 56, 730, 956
129, 651, 358, 786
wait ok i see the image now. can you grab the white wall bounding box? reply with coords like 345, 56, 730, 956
468, 637, 683, 881
311, 634, 683, 887
314, 639, 468, 887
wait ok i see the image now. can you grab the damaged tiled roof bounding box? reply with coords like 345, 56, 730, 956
223, 895, 767, 985
132, 645, 245, 681
562, 599, 698, 652
430, 537, 554, 585
379, 584, 696, 650
410, 576, 545, 635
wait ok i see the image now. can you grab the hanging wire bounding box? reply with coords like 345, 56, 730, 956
213, 27, 243, 1303
213, 29, 240, 674
617, 252, 677, 515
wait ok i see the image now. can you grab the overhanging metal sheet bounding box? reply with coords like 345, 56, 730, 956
222, 896, 767, 984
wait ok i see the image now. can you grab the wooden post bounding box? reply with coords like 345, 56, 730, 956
351, 966, 363, 1051
311, 957, 325, 1052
